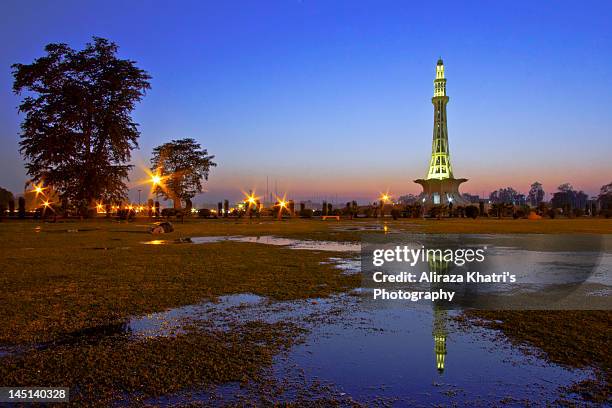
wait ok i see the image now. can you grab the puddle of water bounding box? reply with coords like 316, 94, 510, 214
134, 294, 594, 406
321, 257, 361, 275
142, 235, 361, 252
3, 290, 595, 405
586, 288, 611, 296
331, 225, 385, 232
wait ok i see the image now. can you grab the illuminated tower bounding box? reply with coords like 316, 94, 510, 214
415, 58, 468, 207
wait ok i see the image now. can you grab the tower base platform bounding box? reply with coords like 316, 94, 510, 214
414, 177, 468, 207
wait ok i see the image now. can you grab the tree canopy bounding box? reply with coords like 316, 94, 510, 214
150, 138, 216, 208
12, 37, 151, 209
598, 182, 612, 210
489, 187, 525, 205
0, 187, 14, 208
599, 181, 612, 197
527, 181, 545, 207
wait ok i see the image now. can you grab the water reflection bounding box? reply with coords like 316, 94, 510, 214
433, 308, 448, 373
430, 257, 450, 373
142, 235, 361, 252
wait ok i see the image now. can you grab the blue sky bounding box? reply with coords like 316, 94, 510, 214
1, 1, 611, 204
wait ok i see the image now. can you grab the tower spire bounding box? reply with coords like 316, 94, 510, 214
427, 58, 452, 180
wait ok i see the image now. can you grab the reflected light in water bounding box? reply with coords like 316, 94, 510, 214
145, 240, 166, 245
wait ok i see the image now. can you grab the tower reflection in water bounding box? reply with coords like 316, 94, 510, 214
429, 257, 450, 373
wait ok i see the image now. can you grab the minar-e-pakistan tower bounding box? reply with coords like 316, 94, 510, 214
415, 58, 468, 206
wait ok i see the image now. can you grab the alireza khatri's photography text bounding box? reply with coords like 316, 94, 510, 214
0, 1, 611, 406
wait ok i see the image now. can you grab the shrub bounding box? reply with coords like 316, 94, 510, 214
390, 208, 400, 220
513, 208, 526, 219
428, 205, 441, 218
299, 208, 313, 218
118, 209, 135, 220
465, 205, 479, 219
161, 208, 177, 217
198, 208, 212, 218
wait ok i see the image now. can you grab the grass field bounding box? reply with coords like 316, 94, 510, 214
0, 217, 610, 404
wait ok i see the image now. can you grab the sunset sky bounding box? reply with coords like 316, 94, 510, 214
1, 1, 611, 204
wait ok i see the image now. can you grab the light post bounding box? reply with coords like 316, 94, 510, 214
380, 193, 391, 218
278, 199, 286, 220
244, 192, 257, 220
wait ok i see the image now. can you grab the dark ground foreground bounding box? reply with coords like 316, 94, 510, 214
0, 217, 610, 406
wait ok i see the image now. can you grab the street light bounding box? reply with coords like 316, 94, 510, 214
243, 191, 259, 219
380, 192, 392, 219
30, 183, 46, 197
278, 199, 287, 220
41, 199, 53, 216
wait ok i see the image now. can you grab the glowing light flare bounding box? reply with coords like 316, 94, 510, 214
30, 183, 47, 198
275, 193, 289, 220
379, 192, 392, 203
136, 166, 170, 198
40, 199, 55, 213
275, 193, 288, 208
242, 190, 260, 208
